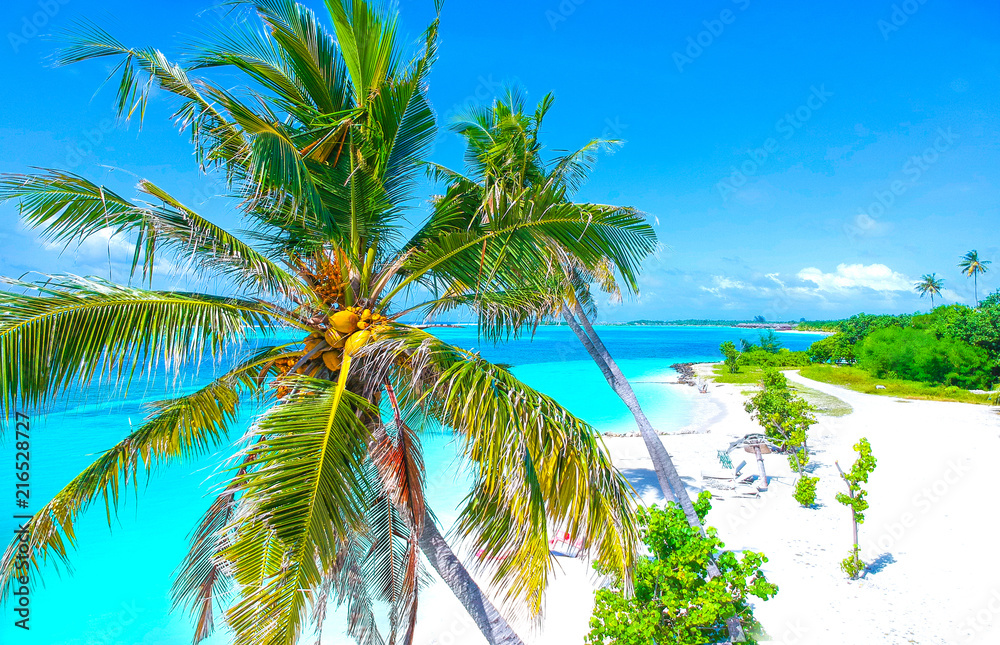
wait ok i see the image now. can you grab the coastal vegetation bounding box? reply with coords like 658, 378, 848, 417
914, 273, 944, 306
720, 341, 740, 373
716, 334, 811, 377
587, 493, 777, 645
797, 365, 993, 404
800, 293, 1000, 401
835, 439, 877, 579
858, 327, 990, 389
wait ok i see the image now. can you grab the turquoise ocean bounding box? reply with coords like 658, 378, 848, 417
0, 326, 823, 644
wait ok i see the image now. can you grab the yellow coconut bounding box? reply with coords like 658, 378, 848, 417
331, 311, 360, 333
304, 336, 322, 353
322, 350, 342, 371
324, 329, 346, 348
344, 329, 372, 356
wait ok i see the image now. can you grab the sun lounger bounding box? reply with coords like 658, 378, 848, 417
548, 531, 585, 558
702, 456, 748, 488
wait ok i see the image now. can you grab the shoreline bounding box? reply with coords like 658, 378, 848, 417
463, 364, 1000, 644
601, 369, 1000, 644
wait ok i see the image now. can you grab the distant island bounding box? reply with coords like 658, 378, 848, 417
619, 319, 802, 330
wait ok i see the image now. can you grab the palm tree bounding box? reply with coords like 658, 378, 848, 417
431, 91, 745, 640
959, 250, 991, 306
0, 3, 646, 644
914, 273, 944, 307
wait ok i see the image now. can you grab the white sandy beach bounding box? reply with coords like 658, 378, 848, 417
413, 365, 1000, 645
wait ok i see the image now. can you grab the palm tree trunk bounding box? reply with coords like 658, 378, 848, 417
975, 273, 979, 307
561, 304, 695, 520
418, 507, 525, 645
561, 302, 746, 642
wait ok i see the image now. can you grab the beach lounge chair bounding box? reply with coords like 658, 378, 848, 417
548, 531, 585, 558
702, 451, 750, 493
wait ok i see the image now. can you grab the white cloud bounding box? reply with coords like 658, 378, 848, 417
699, 275, 758, 298
797, 263, 913, 293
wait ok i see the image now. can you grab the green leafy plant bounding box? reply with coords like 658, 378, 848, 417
744, 370, 818, 505
793, 475, 819, 507
858, 327, 991, 389
587, 492, 777, 645
720, 341, 740, 374
807, 332, 856, 364
757, 329, 783, 353
739, 348, 810, 368
835, 438, 877, 579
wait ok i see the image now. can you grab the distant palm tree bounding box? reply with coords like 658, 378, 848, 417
959, 250, 991, 306
914, 273, 944, 307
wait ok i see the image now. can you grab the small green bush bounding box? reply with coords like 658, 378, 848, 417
793, 475, 819, 507
807, 332, 855, 364
835, 438, 877, 580
841, 545, 865, 579
720, 341, 740, 374
587, 492, 777, 645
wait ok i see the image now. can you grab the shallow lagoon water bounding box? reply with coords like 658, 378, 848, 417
0, 326, 822, 644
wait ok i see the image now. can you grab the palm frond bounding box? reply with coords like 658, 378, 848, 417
0, 275, 295, 415
0, 170, 308, 297
387, 199, 655, 306
223, 378, 373, 645
57, 20, 246, 165
378, 329, 639, 617
0, 346, 290, 603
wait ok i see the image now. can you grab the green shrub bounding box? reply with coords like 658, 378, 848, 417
858, 327, 991, 388
807, 332, 855, 364
720, 341, 740, 373
841, 545, 865, 579
838, 312, 912, 344
587, 492, 777, 645
793, 475, 819, 507
835, 438, 876, 580
739, 348, 810, 368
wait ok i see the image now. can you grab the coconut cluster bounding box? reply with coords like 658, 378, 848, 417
273, 306, 389, 398
315, 306, 388, 368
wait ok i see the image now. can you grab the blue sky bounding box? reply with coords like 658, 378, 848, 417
1, 0, 998, 321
